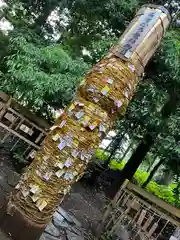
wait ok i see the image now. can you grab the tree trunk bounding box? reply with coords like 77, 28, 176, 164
103, 131, 126, 168
108, 90, 179, 198
142, 158, 165, 188
32, 1, 61, 31
145, 153, 158, 172
1, 6, 170, 240
158, 168, 173, 185
84, 131, 126, 186
119, 139, 135, 162
34, 7, 54, 28
147, 165, 151, 172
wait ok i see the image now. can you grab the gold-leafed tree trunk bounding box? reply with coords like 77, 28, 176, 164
3, 5, 170, 240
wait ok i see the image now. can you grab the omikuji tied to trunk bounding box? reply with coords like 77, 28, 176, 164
4, 4, 170, 239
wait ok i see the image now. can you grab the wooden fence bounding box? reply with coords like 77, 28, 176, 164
98, 180, 180, 240
0, 91, 50, 160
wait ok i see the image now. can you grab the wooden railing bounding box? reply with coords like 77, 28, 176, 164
0, 91, 50, 160
98, 180, 180, 240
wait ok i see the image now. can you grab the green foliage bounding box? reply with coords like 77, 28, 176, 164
109, 160, 126, 171
95, 149, 109, 161
147, 181, 178, 206
0, 30, 90, 119
1, 0, 180, 208
95, 149, 179, 206
61, 0, 141, 53
134, 169, 150, 186
83, 37, 118, 64
147, 29, 180, 91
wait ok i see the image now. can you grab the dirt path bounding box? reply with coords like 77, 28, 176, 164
62, 182, 108, 233
0, 147, 108, 239
0, 128, 108, 238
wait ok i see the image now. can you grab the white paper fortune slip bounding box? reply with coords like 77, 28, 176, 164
55, 170, 65, 178
43, 172, 53, 181
56, 162, 64, 169
15, 183, 20, 189
59, 120, 66, 128
115, 100, 123, 108
80, 151, 85, 161
98, 132, 102, 138
36, 199, 47, 211
89, 121, 98, 130
52, 134, 59, 141
36, 170, 42, 177
104, 77, 113, 84
29, 150, 36, 159
99, 123, 106, 132
73, 171, 78, 176
93, 97, 99, 103
125, 50, 132, 58
64, 172, 74, 181
30, 185, 40, 194
64, 158, 73, 168
31, 195, 40, 203
101, 86, 110, 96
58, 140, 67, 151
128, 83, 132, 90
124, 90, 129, 99
50, 125, 58, 131
128, 63, 135, 72
21, 188, 29, 198
76, 101, 84, 107
82, 116, 90, 127
75, 111, 84, 120
71, 149, 79, 158
64, 135, 73, 147
63, 186, 71, 195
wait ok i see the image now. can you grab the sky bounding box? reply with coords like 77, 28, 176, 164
0, 0, 13, 34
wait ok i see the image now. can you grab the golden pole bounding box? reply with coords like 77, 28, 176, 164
3, 5, 170, 240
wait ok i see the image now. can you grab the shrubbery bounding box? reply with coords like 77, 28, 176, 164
95, 149, 180, 207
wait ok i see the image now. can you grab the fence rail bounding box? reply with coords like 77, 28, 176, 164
0, 91, 50, 160
98, 180, 180, 240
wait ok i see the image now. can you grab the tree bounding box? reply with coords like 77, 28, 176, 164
59, 0, 142, 55
139, 102, 180, 187
3, 0, 62, 30
108, 29, 180, 197
0, 29, 89, 120
2, 6, 169, 240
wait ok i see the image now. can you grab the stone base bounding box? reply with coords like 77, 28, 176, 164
0, 202, 45, 240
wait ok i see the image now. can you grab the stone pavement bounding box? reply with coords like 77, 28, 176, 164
40, 206, 94, 240
0, 161, 19, 240
0, 161, 20, 194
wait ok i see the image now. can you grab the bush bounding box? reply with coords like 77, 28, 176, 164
146, 181, 177, 206
134, 169, 150, 186
109, 160, 126, 171
95, 149, 109, 161
95, 148, 180, 207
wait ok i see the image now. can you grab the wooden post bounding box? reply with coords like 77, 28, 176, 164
1, 5, 170, 240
